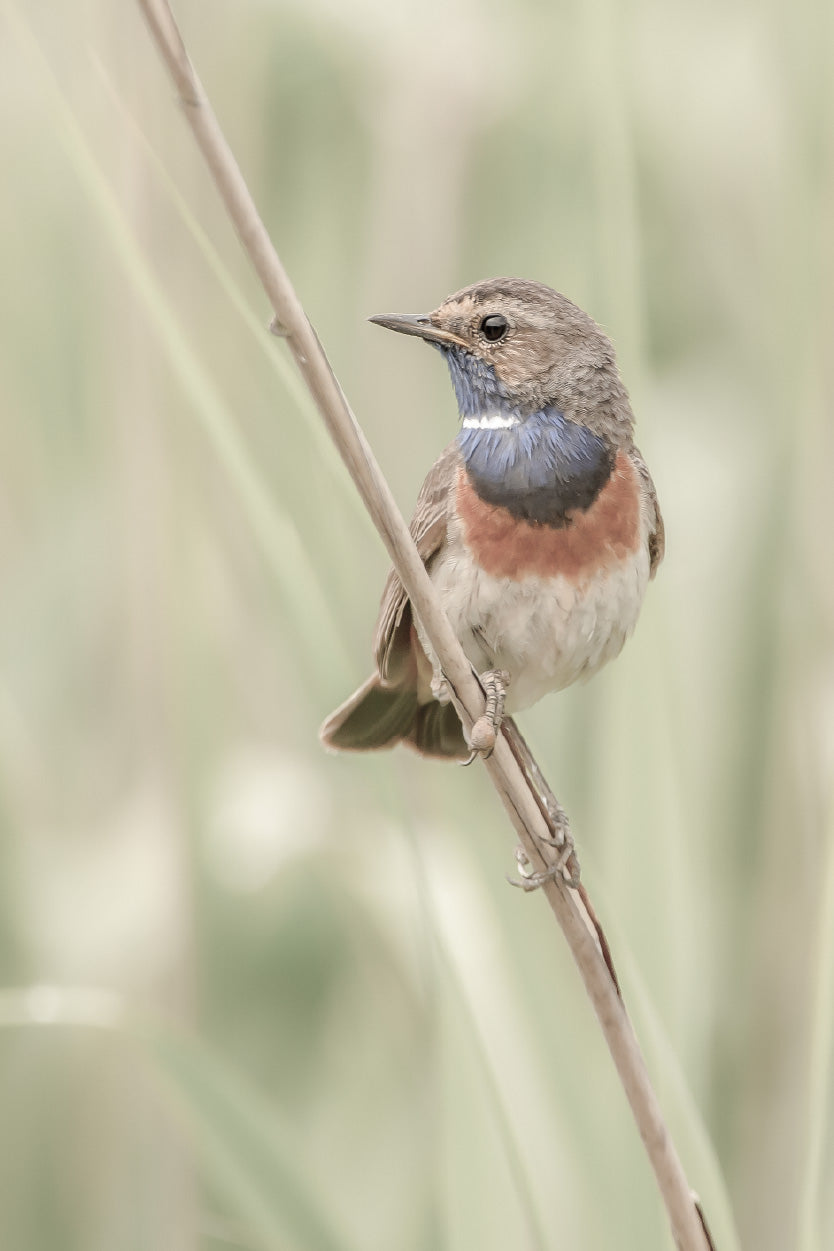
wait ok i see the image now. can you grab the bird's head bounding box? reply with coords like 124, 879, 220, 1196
370, 277, 633, 441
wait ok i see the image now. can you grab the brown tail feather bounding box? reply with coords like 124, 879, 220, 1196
410, 699, 469, 759
320, 675, 468, 760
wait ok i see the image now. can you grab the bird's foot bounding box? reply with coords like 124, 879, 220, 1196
524, 799, 579, 887
509, 839, 577, 891
535, 792, 573, 850
462, 669, 510, 764
500, 719, 581, 885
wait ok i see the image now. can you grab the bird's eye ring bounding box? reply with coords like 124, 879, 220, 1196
479, 314, 508, 342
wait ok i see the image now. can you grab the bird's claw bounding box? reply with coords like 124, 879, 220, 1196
508, 841, 578, 891
468, 714, 497, 756
508, 787, 579, 888
537, 801, 580, 885
460, 669, 510, 765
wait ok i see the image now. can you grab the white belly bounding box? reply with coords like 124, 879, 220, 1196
420, 533, 651, 713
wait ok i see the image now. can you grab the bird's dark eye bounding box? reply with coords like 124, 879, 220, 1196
480, 314, 508, 342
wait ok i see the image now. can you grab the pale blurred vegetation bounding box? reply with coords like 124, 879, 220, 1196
1, 1, 833, 1249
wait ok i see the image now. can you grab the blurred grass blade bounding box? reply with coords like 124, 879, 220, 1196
88, 50, 371, 535
798, 790, 834, 1251
614, 931, 743, 1251
421, 833, 738, 1249
0, 997, 354, 1251
5, 1, 348, 695
142, 1024, 355, 1251
0, 985, 127, 1031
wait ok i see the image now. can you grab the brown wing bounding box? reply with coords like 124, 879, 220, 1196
374, 441, 460, 684
628, 444, 665, 577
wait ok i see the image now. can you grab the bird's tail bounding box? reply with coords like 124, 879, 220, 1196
320, 674, 468, 760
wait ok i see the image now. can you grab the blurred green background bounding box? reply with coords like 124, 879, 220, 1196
1, 1, 833, 1248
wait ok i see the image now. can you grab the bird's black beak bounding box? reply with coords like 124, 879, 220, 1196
369, 312, 468, 349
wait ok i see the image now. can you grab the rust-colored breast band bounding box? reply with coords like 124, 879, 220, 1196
455, 449, 641, 581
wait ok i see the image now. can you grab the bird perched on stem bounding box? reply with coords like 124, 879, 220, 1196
321, 278, 664, 761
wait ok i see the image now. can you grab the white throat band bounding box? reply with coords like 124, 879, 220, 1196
461, 413, 520, 430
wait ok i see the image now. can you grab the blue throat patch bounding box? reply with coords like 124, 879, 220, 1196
440, 346, 613, 526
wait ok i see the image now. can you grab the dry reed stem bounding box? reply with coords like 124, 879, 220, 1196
135, 3, 713, 1247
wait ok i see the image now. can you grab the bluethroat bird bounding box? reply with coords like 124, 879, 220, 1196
321, 278, 664, 761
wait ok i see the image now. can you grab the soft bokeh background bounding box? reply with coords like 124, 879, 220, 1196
1, 1, 833, 1248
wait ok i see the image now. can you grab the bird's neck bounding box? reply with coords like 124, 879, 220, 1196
456, 409, 613, 525
443, 345, 509, 417
441, 345, 614, 525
